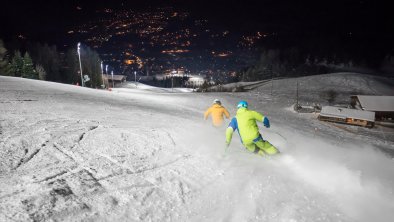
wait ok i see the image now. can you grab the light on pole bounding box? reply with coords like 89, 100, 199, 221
105, 65, 108, 88
77, 42, 84, 87
111, 70, 114, 88
134, 71, 137, 87
100, 61, 105, 88
171, 70, 176, 92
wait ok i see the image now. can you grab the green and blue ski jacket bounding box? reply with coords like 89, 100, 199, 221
226, 108, 266, 145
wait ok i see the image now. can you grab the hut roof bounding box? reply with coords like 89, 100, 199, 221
320, 106, 375, 122
353, 96, 394, 112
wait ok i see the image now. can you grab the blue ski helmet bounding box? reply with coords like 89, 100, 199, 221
237, 100, 248, 109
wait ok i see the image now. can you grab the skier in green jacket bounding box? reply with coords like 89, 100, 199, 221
225, 100, 279, 156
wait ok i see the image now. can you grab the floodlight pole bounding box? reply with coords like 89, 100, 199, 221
111, 70, 114, 88
100, 61, 105, 88
134, 71, 137, 87
171, 70, 175, 92
105, 65, 108, 88
77, 42, 84, 87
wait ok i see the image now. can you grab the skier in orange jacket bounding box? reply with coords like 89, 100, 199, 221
204, 99, 230, 127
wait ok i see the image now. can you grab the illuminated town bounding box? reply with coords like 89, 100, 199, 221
65, 7, 269, 83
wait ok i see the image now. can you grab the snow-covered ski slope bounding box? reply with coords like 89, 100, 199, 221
1, 73, 394, 222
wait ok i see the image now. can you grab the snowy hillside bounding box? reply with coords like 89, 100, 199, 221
1, 74, 394, 222
252, 72, 394, 105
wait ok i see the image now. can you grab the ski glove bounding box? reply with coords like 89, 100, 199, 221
263, 117, 270, 128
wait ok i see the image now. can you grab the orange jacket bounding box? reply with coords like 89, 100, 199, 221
204, 104, 230, 126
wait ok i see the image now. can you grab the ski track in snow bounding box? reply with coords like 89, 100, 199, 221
1, 75, 394, 222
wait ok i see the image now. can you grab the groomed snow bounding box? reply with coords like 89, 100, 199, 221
1, 73, 394, 222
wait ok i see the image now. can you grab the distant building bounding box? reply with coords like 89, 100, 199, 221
167, 69, 186, 77
139, 76, 154, 82
351, 95, 394, 121
153, 74, 167, 81
318, 106, 375, 127
103, 74, 127, 87
186, 74, 205, 87
149, 73, 208, 87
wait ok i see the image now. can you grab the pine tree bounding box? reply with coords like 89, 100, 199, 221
28, 43, 61, 82
0, 39, 11, 75
10, 50, 24, 77
22, 52, 37, 79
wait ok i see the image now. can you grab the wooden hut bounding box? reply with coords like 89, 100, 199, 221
318, 106, 375, 127
103, 74, 127, 87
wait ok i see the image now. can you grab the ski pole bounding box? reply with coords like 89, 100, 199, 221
224, 143, 230, 155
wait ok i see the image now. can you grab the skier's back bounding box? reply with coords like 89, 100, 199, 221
204, 99, 230, 127
226, 100, 279, 156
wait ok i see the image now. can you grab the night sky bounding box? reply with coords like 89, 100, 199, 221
1, 0, 392, 40
1, 0, 393, 68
